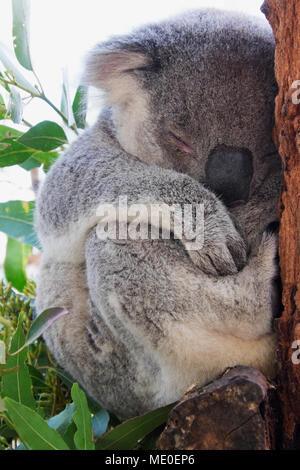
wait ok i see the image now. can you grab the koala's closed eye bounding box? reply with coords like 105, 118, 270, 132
168, 131, 194, 154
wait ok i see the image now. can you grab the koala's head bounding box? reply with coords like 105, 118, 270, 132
84, 9, 278, 205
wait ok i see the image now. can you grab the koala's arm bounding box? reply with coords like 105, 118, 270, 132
36, 129, 247, 278
81, 224, 277, 405
37, 131, 277, 340
85, 226, 277, 341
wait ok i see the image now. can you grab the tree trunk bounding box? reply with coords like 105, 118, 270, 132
261, 0, 300, 449
159, 1, 300, 450
157, 367, 277, 450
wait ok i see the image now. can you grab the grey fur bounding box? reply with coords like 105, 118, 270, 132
35, 9, 281, 419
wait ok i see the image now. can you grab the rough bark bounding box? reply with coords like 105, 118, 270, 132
261, 0, 300, 449
158, 1, 300, 450
157, 367, 276, 450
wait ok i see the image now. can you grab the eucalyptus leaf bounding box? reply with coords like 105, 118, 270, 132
0, 397, 6, 412
92, 409, 110, 439
19, 120, 67, 151
61, 69, 75, 127
71, 383, 95, 450
4, 398, 70, 450
19, 154, 42, 170
52, 367, 104, 414
27, 365, 47, 389
4, 236, 31, 292
0, 93, 6, 119
138, 424, 165, 450
0, 200, 39, 248
0, 42, 37, 95
9, 307, 68, 356
7, 85, 23, 123
0, 124, 22, 140
72, 85, 87, 129
95, 403, 175, 450
12, 0, 33, 71
51, 367, 75, 390
1, 316, 35, 409
0, 138, 35, 167
47, 403, 75, 436
62, 421, 77, 450
19, 150, 59, 171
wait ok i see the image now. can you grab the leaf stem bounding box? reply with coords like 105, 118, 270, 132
0, 76, 40, 98
0, 76, 79, 135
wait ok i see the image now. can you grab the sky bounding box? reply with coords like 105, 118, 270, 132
0, 0, 268, 267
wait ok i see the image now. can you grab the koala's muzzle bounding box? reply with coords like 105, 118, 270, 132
205, 147, 253, 206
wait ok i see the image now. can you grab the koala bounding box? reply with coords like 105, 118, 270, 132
35, 9, 282, 420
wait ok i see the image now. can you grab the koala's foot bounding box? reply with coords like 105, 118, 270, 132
186, 205, 248, 276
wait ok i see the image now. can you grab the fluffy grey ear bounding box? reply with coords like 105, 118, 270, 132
83, 42, 151, 104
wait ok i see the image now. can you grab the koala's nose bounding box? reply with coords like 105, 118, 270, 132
205, 147, 253, 205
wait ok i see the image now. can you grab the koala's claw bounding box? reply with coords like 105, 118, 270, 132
226, 234, 248, 272
187, 236, 247, 276
186, 207, 248, 276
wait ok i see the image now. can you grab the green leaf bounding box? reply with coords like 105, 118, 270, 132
1, 316, 35, 409
9, 307, 68, 356
138, 424, 165, 450
27, 365, 47, 389
0, 94, 6, 119
0, 42, 37, 94
0, 139, 35, 167
71, 383, 95, 450
19, 120, 67, 151
12, 0, 33, 71
92, 409, 110, 439
52, 367, 75, 389
52, 368, 104, 414
4, 398, 70, 450
72, 85, 87, 129
19, 150, 59, 171
7, 86, 23, 123
95, 403, 175, 450
0, 124, 22, 140
41, 151, 59, 172
19, 155, 42, 170
4, 236, 31, 292
62, 421, 77, 450
0, 200, 39, 248
0, 421, 17, 440
0, 396, 6, 412
47, 403, 75, 436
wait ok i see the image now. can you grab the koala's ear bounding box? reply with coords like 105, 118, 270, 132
83, 42, 152, 104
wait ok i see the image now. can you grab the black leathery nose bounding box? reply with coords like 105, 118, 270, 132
205, 147, 253, 205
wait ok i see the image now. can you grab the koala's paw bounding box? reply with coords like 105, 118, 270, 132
185, 207, 248, 276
